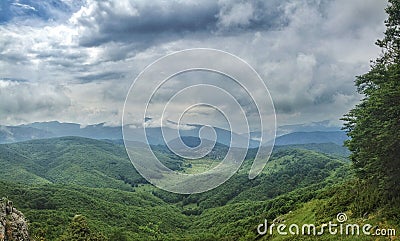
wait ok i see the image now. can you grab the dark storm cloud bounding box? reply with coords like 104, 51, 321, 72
71, 0, 290, 48
72, 0, 219, 47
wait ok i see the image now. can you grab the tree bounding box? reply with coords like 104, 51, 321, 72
58, 215, 106, 241
376, 0, 400, 65
342, 0, 400, 211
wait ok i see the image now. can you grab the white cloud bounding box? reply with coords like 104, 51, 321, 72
0, 0, 389, 128
0, 80, 71, 124
217, 1, 254, 29
11, 3, 37, 11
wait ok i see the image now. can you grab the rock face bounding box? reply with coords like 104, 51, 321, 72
0, 198, 30, 241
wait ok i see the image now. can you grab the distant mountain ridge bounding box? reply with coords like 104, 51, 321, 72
0, 121, 122, 144
276, 120, 341, 135
0, 121, 258, 147
0, 121, 348, 147
274, 131, 348, 146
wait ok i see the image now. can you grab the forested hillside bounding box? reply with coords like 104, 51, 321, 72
0, 137, 358, 240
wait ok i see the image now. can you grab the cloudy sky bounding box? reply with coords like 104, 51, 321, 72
0, 0, 388, 130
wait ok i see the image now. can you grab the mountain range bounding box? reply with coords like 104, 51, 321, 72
0, 121, 348, 147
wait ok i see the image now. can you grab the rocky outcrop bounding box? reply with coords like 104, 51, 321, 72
0, 198, 30, 241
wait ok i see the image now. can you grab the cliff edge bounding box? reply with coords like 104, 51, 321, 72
0, 198, 30, 241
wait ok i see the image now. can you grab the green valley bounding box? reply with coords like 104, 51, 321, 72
2, 137, 396, 240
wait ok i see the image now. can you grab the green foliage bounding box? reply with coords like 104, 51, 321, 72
0, 137, 146, 189
58, 215, 106, 241
274, 143, 350, 158
0, 181, 190, 240
342, 0, 400, 214
0, 137, 354, 240
108, 228, 129, 241
376, 0, 400, 65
